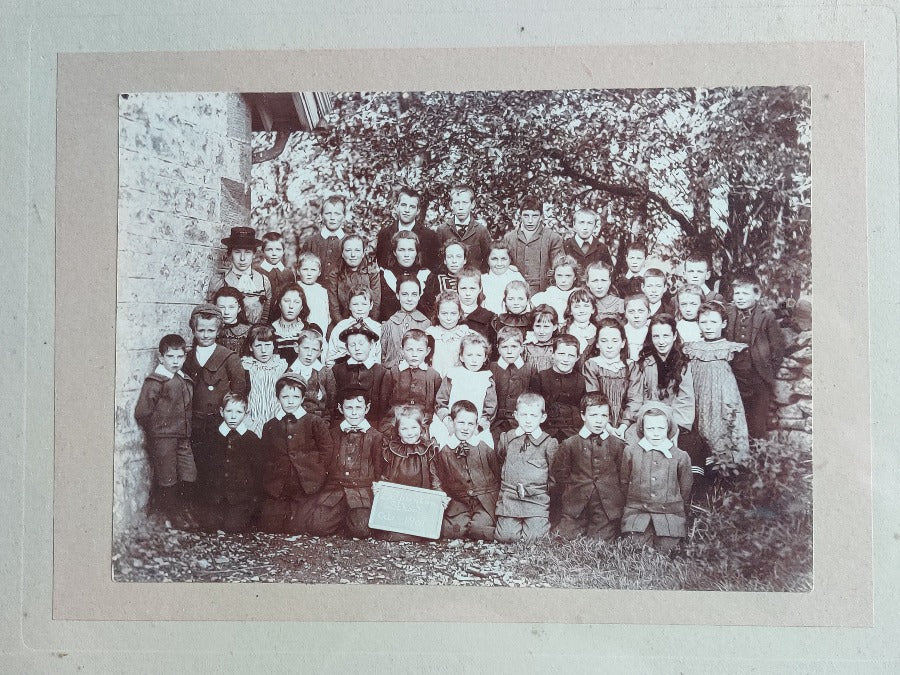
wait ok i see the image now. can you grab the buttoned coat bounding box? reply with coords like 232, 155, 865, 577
434, 216, 493, 272
495, 430, 559, 518
551, 432, 625, 522
724, 304, 786, 384
619, 440, 692, 537
183, 345, 247, 416
260, 413, 333, 499
502, 226, 565, 294
325, 262, 383, 324
207, 428, 265, 505
489, 360, 538, 432
134, 370, 194, 438
563, 236, 613, 271
430, 440, 501, 518
375, 221, 441, 272
379, 365, 443, 428
322, 426, 384, 508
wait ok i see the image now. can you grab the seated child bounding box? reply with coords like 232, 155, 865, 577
490, 279, 533, 336
490, 326, 537, 440
327, 234, 382, 323
620, 405, 692, 554
430, 400, 502, 541
583, 318, 630, 435
134, 334, 195, 526
379, 328, 443, 433
258, 372, 334, 534
584, 261, 624, 321
380, 275, 432, 369
675, 284, 703, 344
426, 290, 473, 376
523, 303, 559, 372
208, 226, 272, 324
561, 287, 598, 356
482, 241, 526, 315
240, 324, 288, 436
623, 294, 651, 364
271, 283, 322, 366
433, 332, 497, 447
288, 329, 336, 424
494, 393, 559, 543
551, 393, 625, 541
641, 268, 674, 317
530, 334, 586, 441
457, 266, 497, 349
613, 241, 647, 299
297, 251, 331, 342
314, 388, 385, 538
531, 253, 579, 323
326, 284, 382, 366
682, 252, 724, 302
330, 322, 386, 425
255, 231, 296, 320
201, 391, 264, 533
213, 286, 251, 356
563, 207, 613, 271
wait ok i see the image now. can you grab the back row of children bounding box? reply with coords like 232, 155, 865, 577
136, 187, 784, 548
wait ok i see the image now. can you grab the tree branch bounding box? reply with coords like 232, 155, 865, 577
252, 132, 290, 164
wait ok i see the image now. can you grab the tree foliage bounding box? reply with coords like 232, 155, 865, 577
251, 86, 810, 299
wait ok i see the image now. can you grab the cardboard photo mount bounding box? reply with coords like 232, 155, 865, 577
54, 43, 871, 625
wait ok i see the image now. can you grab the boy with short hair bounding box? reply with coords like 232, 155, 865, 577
501, 194, 564, 295
256, 231, 296, 312
182, 304, 247, 508
326, 285, 382, 366
201, 391, 264, 532
724, 273, 787, 439
380, 275, 432, 369
258, 372, 334, 534
134, 333, 195, 525
213, 286, 251, 356
614, 241, 647, 298
298, 194, 347, 281
288, 329, 336, 423
331, 322, 387, 425
584, 261, 624, 321
494, 393, 559, 543
375, 186, 440, 272
489, 326, 537, 440
430, 400, 502, 541
457, 266, 497, 348
379, 328, 443, 433
313, 388, 385, 538
563, 207, 613, 271
530, 334, 587, 441
551, 393, 625, 541
297, 251, 331, 339
641, 267, 675, 317
434, 185, 493, 272
682, 253, 724, 302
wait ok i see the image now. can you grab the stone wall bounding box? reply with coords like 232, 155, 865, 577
115, 93, 251, 537
768, 313, 813, 450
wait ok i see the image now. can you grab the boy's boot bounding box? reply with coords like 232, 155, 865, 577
170, 481, 199, 530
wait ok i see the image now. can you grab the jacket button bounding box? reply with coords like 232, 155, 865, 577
208, 385, 214, 391
287, 435, 293, 439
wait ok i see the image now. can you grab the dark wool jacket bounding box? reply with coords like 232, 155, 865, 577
134, 370, 193, 438
330, 360, 387, 424
434, 217, 493, 272
724, 303, 786, 384
429, 440, 501, 517
551, 431, 625, 522
322, 425, 384, 508
530, 368, 587, 439
563, 236, 613, 271
489, 360, 538, 432
462, 306, 497, 351
501, 226, 565, 294
260, 412, 333, 499
298, 231, 345, 281
375, 221, 441, 272
379, 365, 443, 429
325, 262, 382, 324
183, 345, 247, 416
207, 427, 265, 505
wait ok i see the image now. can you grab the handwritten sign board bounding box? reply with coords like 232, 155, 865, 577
368, 481, 448, 539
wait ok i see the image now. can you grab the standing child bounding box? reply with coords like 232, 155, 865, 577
380, 275, 432, 369
256, 231, 296, 319
491, 279, 533, 336
258, 372, 334, 534
641, 268, 675, 317
426, 290, 472, 377
288, 329, 336, 424
563, 207, 613, 271
682, 253, 724, 302
380, 230, 435, 318
583, 317, 630, 435
494, 393, 559, 543
330, 322, 386, 425
213, 286, 251, 356
530, 334, 587, 441
561, 287, 599, 356
620, 405, 692, 553
614, 242, 647, 299
296, 251, 331, 341
501, 194, 564, 295
584, 261, 625, 321
551, 393, 625, 541
531, 253, 579, 323
326, 234, 382, 324
134, 334, 195, 526
379, 328, 443, 433
457, 267, 497, 348
675, 284, 704, 344
313, 388, 385, 538
433, 332, 497, 447
683, 301, 751, 472
207, 226, 272, 325
724, 274, 787, 440
434, 240, 468, 294
240, 324, 288, 436
434, 184, 493, 272
523, 304, 559, 372
430, 400, 502, 541
623, 294, 651, 364
490, 327, 537, 441
271, 283, 321, 366
482, 241, 526, 315
201, 392, 264, 533
326, 285, 381, 366
297, 194, 347, 282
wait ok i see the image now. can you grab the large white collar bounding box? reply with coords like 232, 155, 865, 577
638, 437, 674, 458
259, 260, 285, 272
290, 359, 324, 377
320, 227, 345, 239
275, 407, 307, 421
398, 360, 429, 371
579, 426, 609, 440
153, 364, 187, 380
496, 356, 525, 370
513, 427, 544, 441
340, 419, 372, 432
218, 421, 248, 436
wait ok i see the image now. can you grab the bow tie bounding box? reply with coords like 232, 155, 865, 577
454, 441, 471, 457
283, 413, 298, 423
345, 427, 365, 434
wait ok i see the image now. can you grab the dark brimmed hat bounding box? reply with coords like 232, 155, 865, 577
338, 321, 379, 344
221, 226, 263, 249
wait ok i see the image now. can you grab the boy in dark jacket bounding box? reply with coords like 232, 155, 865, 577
530, 334, 587, 442
551, 393, 625, 541
134, 333, 195, 525
489, 326, 537, 441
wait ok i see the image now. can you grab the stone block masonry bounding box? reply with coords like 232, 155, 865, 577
115, 93, 251, 538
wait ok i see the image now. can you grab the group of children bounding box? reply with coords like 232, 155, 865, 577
135, 186, 786, 552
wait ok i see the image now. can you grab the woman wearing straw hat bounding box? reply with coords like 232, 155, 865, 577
207, 227, 273, 325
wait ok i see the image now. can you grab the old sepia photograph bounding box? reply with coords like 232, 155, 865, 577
113, 86, 812, 591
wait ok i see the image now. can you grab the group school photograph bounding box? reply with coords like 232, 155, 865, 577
113, 86, 812, 591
